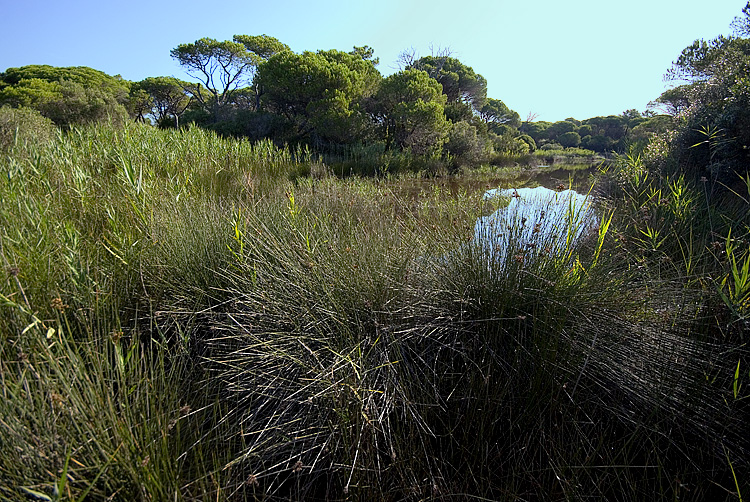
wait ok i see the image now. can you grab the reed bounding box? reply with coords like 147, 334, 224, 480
0, 120, 747, 500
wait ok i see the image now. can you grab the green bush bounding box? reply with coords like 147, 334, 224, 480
558, 130, 582, 148
0, 66, 130, 128
445, 120, 487, 169
0, 105, 56, 152
540, 142, 563, 151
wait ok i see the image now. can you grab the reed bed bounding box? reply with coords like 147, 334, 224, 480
0, 121, 747, 500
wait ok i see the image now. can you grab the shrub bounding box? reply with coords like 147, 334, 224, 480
38, 80, 129, 128
558, 130, 582, 148
445, 120, 487, 169
0, 105, 56, 152
582, 134, 615, 152
540, 142, 564, 151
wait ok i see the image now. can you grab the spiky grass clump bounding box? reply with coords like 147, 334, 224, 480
161, 180, 748, 500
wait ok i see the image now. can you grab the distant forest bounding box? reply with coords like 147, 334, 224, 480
2, 8, 750, 179
0, 36, 674, 169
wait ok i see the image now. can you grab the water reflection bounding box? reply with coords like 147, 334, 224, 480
390, 164, 597, 202
476, 186, 598, 257
512, 165, 596, 192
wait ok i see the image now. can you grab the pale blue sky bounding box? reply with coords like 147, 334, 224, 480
1, 0, 746, 121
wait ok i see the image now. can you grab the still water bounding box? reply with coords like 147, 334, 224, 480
477, 186, 598, 256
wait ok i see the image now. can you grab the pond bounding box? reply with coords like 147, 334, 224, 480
384, 164, 602, 258
393, 163, 599, 200
476, 185, 599, 258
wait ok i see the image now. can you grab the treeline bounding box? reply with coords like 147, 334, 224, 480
0, 36, 671, 172
3, 13, 749, 179
520, 112, 672, 153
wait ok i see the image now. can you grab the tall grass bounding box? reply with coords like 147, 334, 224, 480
1, 121, 748, 500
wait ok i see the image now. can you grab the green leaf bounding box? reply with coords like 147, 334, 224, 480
18, 487, 52, 501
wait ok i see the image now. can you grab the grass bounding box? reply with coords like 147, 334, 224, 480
533, 146, 599, 166
1, 120, 748, 500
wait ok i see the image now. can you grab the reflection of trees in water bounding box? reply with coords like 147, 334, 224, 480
510, 165, 596, 191
477, 186, 598, 260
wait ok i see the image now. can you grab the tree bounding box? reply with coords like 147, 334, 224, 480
650, 86, 692, 115
127, 87, 152, 123
374, 69, 449, 155
621, 109, 643, 123
0, 65, 129, 100
731, 1, 750, 35
233, 34, 291, 111
629, 115, 673, 144
545, 120, 577, 143
349, 45, 379, 66
479, 98, 521, 131
520, 120, 552, 146
666, 35, 747, 83
582, 115, 628, 141
407, 56, 487, 112
256, 49, 381, 145
558, 131, 581, 148
0, 66, 130, 127
395, 47, 417, 70
232, 34, 290, 60
133, 77, 192, 128
581, 134, 614, 153
656, 9, 750, 180
0, 78, 61, 109
171, 38, 260, 121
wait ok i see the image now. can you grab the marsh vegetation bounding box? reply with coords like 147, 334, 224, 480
0, 121, 747, 501
2, 4, 750, 501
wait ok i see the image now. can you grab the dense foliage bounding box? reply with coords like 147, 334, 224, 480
0, 65, 130, 127
257, 49, 381, 146
648, 6, 750, 183
0, 41, 600, 171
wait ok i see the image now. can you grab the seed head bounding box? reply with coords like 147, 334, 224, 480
49, 392, 65, 411
50, 297, 68, 312
110, 330, 123, 344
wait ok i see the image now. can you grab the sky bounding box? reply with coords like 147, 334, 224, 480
1, 0, 747, 122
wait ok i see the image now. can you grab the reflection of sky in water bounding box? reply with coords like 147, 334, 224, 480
477, 187, 598, 257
